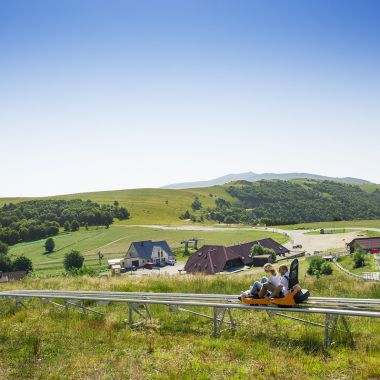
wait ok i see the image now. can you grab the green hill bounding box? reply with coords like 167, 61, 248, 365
1, 180, 380, 226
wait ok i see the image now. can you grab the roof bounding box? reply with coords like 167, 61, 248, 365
130, 240, 174, 259
184, 245, 243, 275
229, 238, 289, 265
348, 237, 380, 250
184, 238, 288, 274
0, 271, 28, 283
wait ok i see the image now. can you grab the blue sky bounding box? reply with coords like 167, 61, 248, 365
1, 0, 379, 196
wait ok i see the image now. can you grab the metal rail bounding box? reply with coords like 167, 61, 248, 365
1, 290, 380, 317
1, 290, 379, 347
2, 290, 380, 309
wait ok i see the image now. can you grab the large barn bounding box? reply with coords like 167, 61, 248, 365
184, 238, 289, 275
348, 237, 380, 254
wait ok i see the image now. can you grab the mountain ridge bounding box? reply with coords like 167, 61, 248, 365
162, 172, 374, 189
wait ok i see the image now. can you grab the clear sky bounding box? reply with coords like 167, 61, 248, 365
1, 0, 379, 196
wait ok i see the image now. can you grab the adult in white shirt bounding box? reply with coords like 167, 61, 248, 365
258, 263, 281, 298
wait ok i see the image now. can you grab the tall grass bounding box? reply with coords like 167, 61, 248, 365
1, 266, 380, 379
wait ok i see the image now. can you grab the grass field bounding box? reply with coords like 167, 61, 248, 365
338, 254, 378, 275
304, 228, 352, 235
0, 262, 380, 380
8, 226, 288, 275
0, 186, 236, 225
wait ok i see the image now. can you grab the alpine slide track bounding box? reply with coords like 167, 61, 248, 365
1, 289, 380, 349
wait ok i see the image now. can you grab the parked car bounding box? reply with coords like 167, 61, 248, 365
144, 263, 155, 269
293, 244, 303, 249
125, 265, 138, 272
167, 258, 176, 266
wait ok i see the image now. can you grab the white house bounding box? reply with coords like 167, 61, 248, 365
121, 240, 174, 269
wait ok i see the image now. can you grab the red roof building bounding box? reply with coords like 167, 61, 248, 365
348, 237, 380, 253
184, 238, 288, 275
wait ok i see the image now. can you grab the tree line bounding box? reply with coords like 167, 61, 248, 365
0, 199, 130, 246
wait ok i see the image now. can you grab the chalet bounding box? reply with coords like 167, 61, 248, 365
184, 238, 288, 275
0, 271, 28, 283
347, 237, 380, 254
121, 240, 174, 269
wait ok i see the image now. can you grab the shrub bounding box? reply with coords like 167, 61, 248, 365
191, 197, 202, 211
13, 255, 33, 272
64, 250, 84, 271
44, 237, 55, 253
0, 241, 9, 255
0, 255, 13, 271
63, 265, 97, 277
320, 261, 333, 275
224, 216, 237, 224
353, 251, 366, 268
307, 256, 333, 277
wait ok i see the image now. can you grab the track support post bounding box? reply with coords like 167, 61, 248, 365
212, 307, 236, 337
324, 313, 353, 349
127, 302, 152, 326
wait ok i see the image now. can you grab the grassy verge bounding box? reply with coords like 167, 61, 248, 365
365, 230, 380, 238
338, 254, 378, 274
0, 264, 380, 379
304, 229, 352, 235
8, 226, 288, 275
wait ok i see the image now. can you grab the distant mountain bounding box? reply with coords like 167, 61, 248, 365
162, 172, 374, 189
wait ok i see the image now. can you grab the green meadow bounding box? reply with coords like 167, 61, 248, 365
0, 186, 235, 225
1, 261, 380, 380
7, 226, 288, 275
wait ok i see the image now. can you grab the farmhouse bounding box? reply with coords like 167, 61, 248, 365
184, 238, 288, 275
121, 240, 174, 269
347, 237, 380, 254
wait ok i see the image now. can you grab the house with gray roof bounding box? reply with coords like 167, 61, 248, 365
121, 240, 174, 269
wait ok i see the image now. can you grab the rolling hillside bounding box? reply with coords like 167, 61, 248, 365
1, 181, 380, 226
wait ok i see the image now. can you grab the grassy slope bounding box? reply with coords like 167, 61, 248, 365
338, 254, 378, 274
0, 263, 380, 380
1, 182, 380, 227
0, 186, 236, 225
8, 226, 288, 274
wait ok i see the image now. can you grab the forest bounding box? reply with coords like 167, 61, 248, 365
0, 199, 130, 245
205, 180, 380, 225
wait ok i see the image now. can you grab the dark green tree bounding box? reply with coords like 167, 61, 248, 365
0, 255, 13, 271
71, 220, 80, 232
353, 251, 366, 268
0, 241, 9, 255
64, 221, 71, 232
13, 255, 33, 272
44, 237, 55, 253
64, 250, 84, 271
191, 197, 202, 211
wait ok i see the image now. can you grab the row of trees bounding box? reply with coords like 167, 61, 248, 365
0, 199, 130, 246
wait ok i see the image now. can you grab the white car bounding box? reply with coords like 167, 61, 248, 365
167, 258, 176, 266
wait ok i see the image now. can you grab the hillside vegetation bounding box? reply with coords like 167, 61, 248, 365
206, 180, 380, 225
7, 226, 287, 274
1, 180, 380, 227
0, 266, 379, 379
